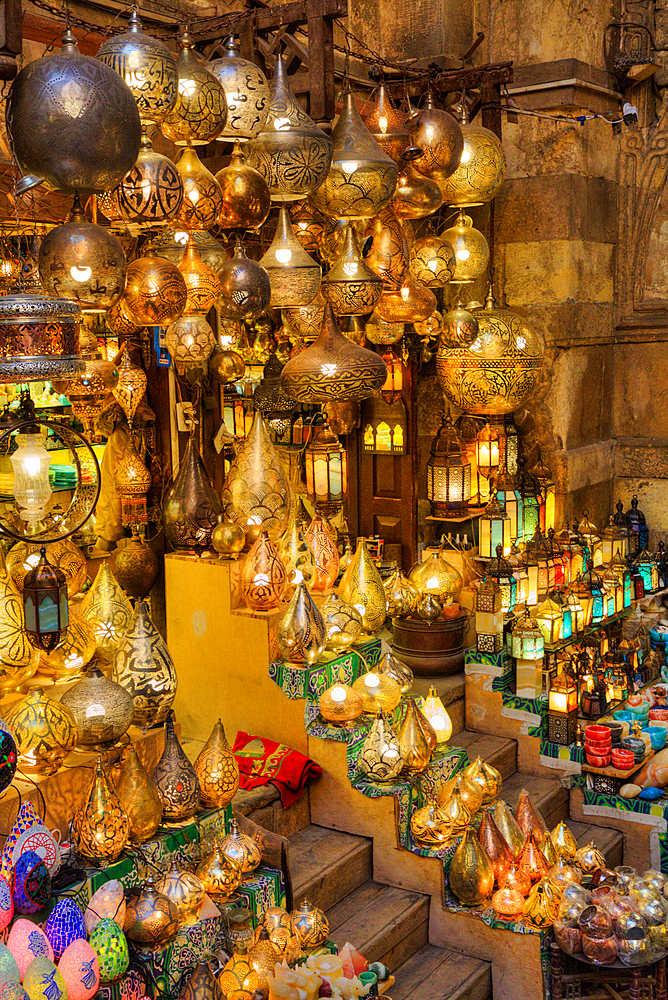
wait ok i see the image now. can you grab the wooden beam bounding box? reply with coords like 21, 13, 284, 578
385, 61, 513, 100
194, 0, 347, 43
307, 10, 335, 124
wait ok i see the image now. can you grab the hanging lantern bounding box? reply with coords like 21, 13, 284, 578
365, 310, 404, 345
240, 529, 287, 610
161, 28, 227, 146
321, 224, 383, 316
362, 83, 411, 162
409, 234, 455, 288
374, 272, 437, 324
277, 583, 326, 666
124, 256, 187, 327
113, 536, 161, 600
259, 207, 321, 308
363, 206, 410, 289
392, 153, 444, 219
174, 148, 224, 231
487, 543, 517, 613
441, 297, 479, 349
217, 239, 271, 321
112, 346, 146, 430
22, 547, 69, 653
221, 410, 289, 542
479, 490, 511, 558
5, 688, 77, 776
474, 421, 501, 504
304, 419, 348, 518
165, 315, 217, 374
409, 92, 464, 186
441, 210, 490, 284
150, 228, 228, 272
106, 297, 139, 338
0, 294, 83, 385
163, 437, 222, 552
426, 412, 471, 514
439, 106, 507, 206
245, 55, 332, 201
305, 516, 340, 591
289, 200, 329, 250
54, 336, 119, 435
208, 36, 269, 143
252, 354, 298, 429
115, 442, 152, 529
281, 305, 387, 403
38, 196, 126, 311
215, 142, 271, 230
115, 136, 184, 227
379, 347, 403, 405
210, 347, 245, 386
437, 286, 545, 415
8, 28, 141, 194
311, 91, 397, 218
97, 10, 178, 124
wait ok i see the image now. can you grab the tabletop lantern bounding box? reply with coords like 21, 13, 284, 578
565, 586, 585, 635
555, 523, 573, 586
516, 458, 544, 542
479, 490, 511, 559
426, 412, 471, 515
547, 667, 578, 745
304, 419, 347, 519
547, 528, 566, 587
601, 511, 629, 565
531, 454, 555, 533
548, 588, 573, 642
577, 511, 601, 565
580, 657, 609, 719
475, 577, 503, 655
535, 596, 562, 647
475, 421, 500, 505
525, 528, 554, 599
487, 544, 516, 613
582, 559, 605, 622
508, 544, 529, 606
23, 547, 69, 652
625, 494, 648, 553
511, 609, 544, 699
495, 460, 521, 542
633, 548, 657, 594
601, 563, 622, 616
568, 523, 587, 579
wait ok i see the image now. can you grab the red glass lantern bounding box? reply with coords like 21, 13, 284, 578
304, 419, 348, 519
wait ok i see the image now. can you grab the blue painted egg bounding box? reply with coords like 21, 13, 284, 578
639, 787, 664, 801
12, 851, 50, 914
44, 899, 86, 961
6, 920, 53, 979
22, 957, 67, 1000
58, 939, 99, 1000
0, 720, 17, 794
0, 878, 13, 931
0, 944, 20, 985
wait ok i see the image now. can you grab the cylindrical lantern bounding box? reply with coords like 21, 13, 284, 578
479, 490, 511, 559
304, 420, 348, 519
426, 412, 471, 515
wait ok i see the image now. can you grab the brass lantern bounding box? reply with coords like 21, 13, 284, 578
392, 153, 444, 219
124, 256, 187, 327
311, 91, 398, 219
165, 316, 217, 374
409, 234, 455, 288
363, 206, 410, 289
304, 419, 348, 518
441, 210, 490, 284
161, 28, 227, 146
362, 83, 411, 162
322, 224, 383, 316
38, 195, 126, 310
441, 297, 479, 349
97, 9, 178, 125
379, 347, 403, 405
115, 442, 152, 529
245, 55, 332, 201
426, 412, 471, 514
113, 346, 147, 431
175, 147, 224, 231
475, 576, 503, 654
221, 409, 289, 542
410, 92, 464, 186
547, 667, 578, 746
217, 239, 271, 321
208, 36, 270, 143
260, 207, 321, 308
215, 142, 271, 231
290, 200, 329, 250
115, 135, 184, 227
22, 546, 69, 652
439, 107, 507, 207
178, 242, 219, 317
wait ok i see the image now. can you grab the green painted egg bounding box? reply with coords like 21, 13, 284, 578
88, 918, 128, 984
22, 957, 67, 1000
0, 945, 20, 985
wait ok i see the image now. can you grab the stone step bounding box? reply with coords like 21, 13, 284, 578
570, 820, 624, 868
392, 942, 491, 1000
452, 729, 518, 781
500, 771, 570, 830
232, 783, 310, 838
290, 824, 373, 911
326, 879, 429, 970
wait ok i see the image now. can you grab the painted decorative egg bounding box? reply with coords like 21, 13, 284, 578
0, 944, 20, 984
12, 851, 50, 914
0, 985, 29, 1000
11, 826, 61, 878
58, 939, 100, 1000
1, 804, 42, 881
7, 920, 53, 978
0, 878, 13, 930
44, 899, 86, 961
84, 880, 126, 935
0, 720, 17, 794
88, 918, 129, 983
23, 957, 67, 1000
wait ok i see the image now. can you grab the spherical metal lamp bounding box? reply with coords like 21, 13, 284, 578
123, 256, 187, 328
410, 92, 464, 186
439, 107, 507, 206
115, 135, 184, 227
215, 142, 271, 230
441, 210, 490, 284
208, 35, 270, 143
409, 234, 455, 288
217, 238, 271, 321
161, 27, 227, 146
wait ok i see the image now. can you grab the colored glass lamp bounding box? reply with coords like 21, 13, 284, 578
511, 608, 544, 699
474, 421, 500, 504
479, 490, 511, 559
304, 418, 347, 519
547, 667, 578, 746
487, 543, 517, 613
426, 412, 471, 515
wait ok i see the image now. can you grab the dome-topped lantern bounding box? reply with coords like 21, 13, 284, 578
115, 135, 184, 227
259, 207, 321, 308
410, 92, 464, 188
97, 9, 178, 125
438, 105, 507, 207
311, 91, 398, 220
362, 83, 411, 163
208, 36, 270, 143
161, 27, 227, 146
7, 28, 141, 194
321, 224, 383, 316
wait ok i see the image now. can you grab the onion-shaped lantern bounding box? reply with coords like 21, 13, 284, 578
438, 106, 507, 206
124, 256, 187, 328
374, 273, 436, 324
7, 28, 141, 194
217, 239, 271, 321
208, 36, 270, 143
174, 148, 224, 231
161, 28, 227, 146
409, 234, 455, 288
441, 210, 490, 284
178, 242, 219, 316
362, 83, 411, 163
392, 152, 443, 219
311, 91, 398, 219
165, 316, 217, 375
215, 142, 271, 230
322, 224, 382, 316
363, 206, 410, 289
52, 329, 119, 434
441, 297, 479, 348
259, 207, 320, 308
410, 92, 464, 187
115, 136, 184, 227
97, 9, 178, 125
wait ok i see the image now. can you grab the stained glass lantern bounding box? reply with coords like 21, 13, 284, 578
304, 420, 347, 519
362, 396, 406, 454
511, 608, 544, 699
495, 461, 521, 542
379, 348, 403, 405
531, 455, 555, 532
487, 544, 516, 613
475, 421, 500, 505
508, 543, 528, 606
626, 494, 648, 553
555, 523, 573, 585
633, 548, 656, 594
601, 563, 621, 616
525, 528, 554, 598
479, 490, 511, 559
577, 511, 601, 565
611, 551, 632, 609
568, 523, 586, 579
535, 596, 562, 647
549, 588, 573, 641
546, 528, 566, 587
547, 668, 578, 746
580, 661, 608, 719
600, 514, 629, 565
426, 412, 471, 515
475, 577, 503, 655
22, 547, 69, 652
516, 459, 544, 541
565, 587, 585, 634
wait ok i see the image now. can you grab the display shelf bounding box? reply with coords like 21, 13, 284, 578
581, 749, 653, 779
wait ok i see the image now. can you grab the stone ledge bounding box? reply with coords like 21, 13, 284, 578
509, 58, 621, 112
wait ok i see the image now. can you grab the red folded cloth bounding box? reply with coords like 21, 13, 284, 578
233, 732, 322, 807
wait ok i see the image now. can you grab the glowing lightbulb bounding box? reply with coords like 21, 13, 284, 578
378, 116, 388, 132
460, 147, 472, 164
364, 673, 380, 688
343, 262, 358, 277
456, 248, 470, 261
175, 232, 189, 244
10, 431, 52, 524
274, 117, 291, 130
422, 686, 452, 743
428, 259, 438, 272
179, 78, 197, 98
383, 745, 399, 759
275, 249, 292, 264
341, 161, 359, 175
330, 686, 347, 702
70, 266, 92, 282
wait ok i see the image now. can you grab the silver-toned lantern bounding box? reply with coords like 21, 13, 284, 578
0, 295, 83, 383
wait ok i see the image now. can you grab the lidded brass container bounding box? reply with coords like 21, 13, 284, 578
245, 56, 332, 201
113, 536, 161, 600
124, 256, 187, 328
97, 9, 178, 125
72, 756, 129, 862
208, 36, 270, 143
217, 239, 271, 321
311, 91, 398, 219
115, 744, 164, 844
163, 436, 222, 552
215, 142, 271, 231
322, 224, 383, 317
410, 92, 464, 186
175, 147, 224, 231
115, 135, 184, 227
161, 28, 227, 146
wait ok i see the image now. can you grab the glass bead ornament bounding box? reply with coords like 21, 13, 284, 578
5, 688, 76, 776
175, 147, 224, 231
338, 538, 387, 633
208, 36, 270, 143
438, 108, 507, 207
43, 899, 86, 961
194, 719, 240, 808
38, 196, 126, 311
322, 224, 383, 316
319, 679, 364, 725
280, 305, 387, 403
221, 410, 289, 542
61, 665, 133, 749
158, 858, 204, 926
305, 517, 340, 591
161, 28, 227, 146
114, 744, 163, 845
97, 9, 178, 125
277, 582, 326, 666
441, 297, 479, 349
88, 918, 128, 984
58, 940, 100, 1000
7, 28, 141, 194
217, 239, 271, 322
362, 82, 411, 163
115, 135, 184, 227
259, 207, 321, 308
409, 234, 455, 288
154, 711, 201, 821
440, 210, 490, 284
215, 142, 271, 230
113, 599, 177, 728
409, 92, 464, 187
240, 529, 287, 610
72, 756, 129, 863
112, 346, 147, 431
363, 206, 410, 289
245, 55, 332, 201
436, 285, 545, 415
124, 256, 187, 328
357, 709, 403, 781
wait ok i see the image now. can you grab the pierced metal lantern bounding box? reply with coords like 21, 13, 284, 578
409, 234, 455, 288
0, 294, 83, 383
22, 547, 69, 652
115, 135, 184, 227
441, 210, 490, 284
475, 577, 503, 655
426, 412, 471, 514
216, 142, 271, 231
304, 420, 348, 518
321, 224, 382, 316
547, 668, 578, 746
487, 543, 517, 613
259, 207, 321, 308
439, 108, 507, 207
175, 147, 224, 232
409, 92, 464, 186
124, 256, 187, 328
217, 239, 271, 321
208, 36, 270, 143
161, 28, 227, 146
97, 9, 178, 125
362, 83, 411, 163
252, 355, 298, 427
7, 28, 141, 194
